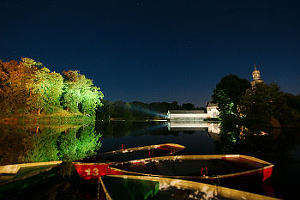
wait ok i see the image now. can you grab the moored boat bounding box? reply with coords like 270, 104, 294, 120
0, 162, 62, 198
0, 161, 62, 175
73, 143, 186, 180
80, 143, 186, 163
108, 154, 274, 183
99, 175, 279, 200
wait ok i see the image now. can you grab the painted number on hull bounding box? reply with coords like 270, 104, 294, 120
84, 168, 99, 176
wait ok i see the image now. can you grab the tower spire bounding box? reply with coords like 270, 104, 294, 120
251, 64, 264, 87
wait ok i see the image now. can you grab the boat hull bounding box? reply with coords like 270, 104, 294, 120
109, 154, 274, 183
73, 143, 186, 180
100, 175, 279, 200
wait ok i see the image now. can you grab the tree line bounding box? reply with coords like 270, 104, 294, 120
0, 58, 103, 117
97, 100, 205, 120
212, 74, 300, 143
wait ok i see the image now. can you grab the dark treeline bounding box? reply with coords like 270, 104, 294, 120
96, 100, 205, 120
0, 58, 103, 117
212, 74, 300, 156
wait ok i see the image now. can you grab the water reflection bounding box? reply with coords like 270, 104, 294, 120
97, 121, 300, 199
96, 121, 218, 156
0, 123, 101, 165
167, 121, 220, 134
1, 121, 300, 199
215, 127, 300, 199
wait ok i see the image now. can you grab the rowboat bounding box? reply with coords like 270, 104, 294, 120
99, 175, 279, 200
107, 155, 274, 183
73, 155, 274, 183
73, 143, 186, 180
0, 161, 62, 175
80, 143, 186, 163
0, 161, 62, 198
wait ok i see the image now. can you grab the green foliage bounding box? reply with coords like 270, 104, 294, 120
213, 75, 250, 104
239, 83, 299, 131
213, 74, 300, 152
27, 68, 64, 114
62, 70, 104, 116
212, 74, 250, 144
58, 125, 102, 161
212, 74, 250, 116
0, 58, 103, 117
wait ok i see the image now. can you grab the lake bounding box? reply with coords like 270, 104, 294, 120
1, 121, 300, 199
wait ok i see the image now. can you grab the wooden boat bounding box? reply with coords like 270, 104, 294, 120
73, 143, 186, 180
99, 175, 279, 200
73, 155, 274, 183
0, 161, 62, 175
0, 162, 62, 198
80, 143, 186, 163
108, 155, 274, 183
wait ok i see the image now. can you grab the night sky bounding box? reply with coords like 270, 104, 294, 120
1, 0, 300, 106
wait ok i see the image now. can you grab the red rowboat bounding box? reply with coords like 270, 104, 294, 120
108, 154, 274, 183
73, 143, 186, 180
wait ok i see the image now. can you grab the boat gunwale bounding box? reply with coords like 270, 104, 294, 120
0, 161, 62, 175
98, 177, 113, 200
99, 143, 186, 155
73, 143, 186, 165
0, 164, 58, 185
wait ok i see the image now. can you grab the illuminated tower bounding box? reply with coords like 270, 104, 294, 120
251, 65, 264, 87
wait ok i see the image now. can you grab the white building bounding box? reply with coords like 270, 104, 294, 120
167, 102, 219, 121
206, 103, 219, 118
167, 110, 207, 121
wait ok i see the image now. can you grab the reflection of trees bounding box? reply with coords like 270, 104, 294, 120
0, 125, 34, 164
0, 123, 101, 165
24, 128, 60, 162
215, 127, 298, 163
58, 125, 101, 161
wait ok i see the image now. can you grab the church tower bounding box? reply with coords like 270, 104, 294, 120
251, 65, 264, 87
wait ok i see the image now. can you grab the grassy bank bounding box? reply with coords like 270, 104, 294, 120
0, 110, 95, 126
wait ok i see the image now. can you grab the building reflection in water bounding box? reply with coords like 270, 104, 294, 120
167, 121, 220, 134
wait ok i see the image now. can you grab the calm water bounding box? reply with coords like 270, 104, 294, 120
1, 121, 300, 199
97, 121, 300, 200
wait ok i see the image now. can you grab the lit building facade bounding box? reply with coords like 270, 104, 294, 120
167, 103, 219, 121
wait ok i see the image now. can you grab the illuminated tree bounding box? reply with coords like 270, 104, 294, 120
26, 66, 64, 114
21, 57, 43, 68
0, 59, 103, 116
212, 75, 250, 143
212, 74, 250, 117
0, 59, 34, 114
62, 70, 104, 115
